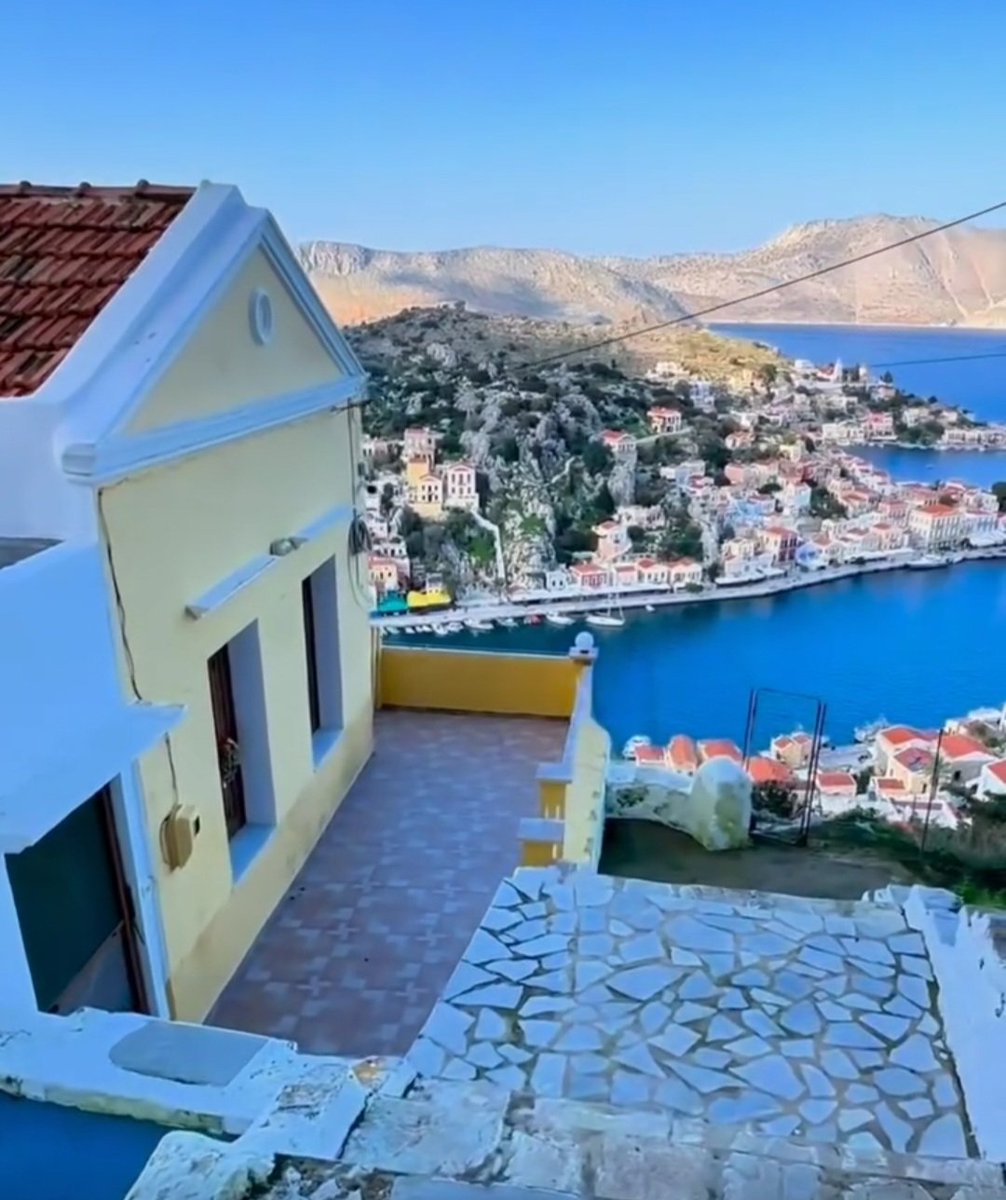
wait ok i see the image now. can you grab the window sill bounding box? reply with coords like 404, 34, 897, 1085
312, 727, 343, 769
229, 824, 274, 883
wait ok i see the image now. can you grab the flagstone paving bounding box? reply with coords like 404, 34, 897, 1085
406, 867, 973, 1157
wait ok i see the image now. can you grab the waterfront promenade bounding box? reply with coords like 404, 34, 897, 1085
375, 545, 1006, 630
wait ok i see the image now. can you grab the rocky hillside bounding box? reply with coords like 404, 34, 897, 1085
302, 216, 1006, 329
301, 243, 686, 326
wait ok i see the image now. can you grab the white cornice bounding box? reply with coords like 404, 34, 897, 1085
62, 377, 363, 484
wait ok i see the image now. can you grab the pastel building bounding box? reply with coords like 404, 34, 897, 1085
909, 503, 967, 550
0, 181, 371, 1022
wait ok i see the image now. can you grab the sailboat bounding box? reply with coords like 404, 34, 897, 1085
586, 590, 625, 628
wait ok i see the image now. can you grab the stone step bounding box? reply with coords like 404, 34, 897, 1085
337, 1080, 1006, 1200
510, 865, 904, 921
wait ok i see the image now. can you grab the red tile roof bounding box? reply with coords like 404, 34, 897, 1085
748, 756, 793, 785
816, 770, 856, 791
698, 739, 743, 763
986, 760, 1006, 786
939, 734, 991, 761
0, 182, 194, 396
668, 735, 698, 769
878, 725, 930, 748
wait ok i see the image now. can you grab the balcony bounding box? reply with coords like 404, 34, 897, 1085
207, 639, 603, 1057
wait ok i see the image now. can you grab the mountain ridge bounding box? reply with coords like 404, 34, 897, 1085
300, 215, 1006, 330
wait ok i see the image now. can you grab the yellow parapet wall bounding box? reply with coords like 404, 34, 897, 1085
378, 644, 579, 718
521, 657, 611, 867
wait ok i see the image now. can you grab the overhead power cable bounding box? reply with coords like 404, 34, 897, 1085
520, 200, 1006, 370
870, 350, 1006, 370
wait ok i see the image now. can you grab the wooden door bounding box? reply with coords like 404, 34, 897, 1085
208, 642, 247, 838
6, 786, 146, 1014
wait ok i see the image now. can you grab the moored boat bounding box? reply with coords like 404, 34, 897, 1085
586, 612, 625, 628
464, 618, 494, 632
908, 554, 946, 570
545, 611, 574, 627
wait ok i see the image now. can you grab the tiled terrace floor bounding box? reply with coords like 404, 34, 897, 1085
209, 710, 566, 1057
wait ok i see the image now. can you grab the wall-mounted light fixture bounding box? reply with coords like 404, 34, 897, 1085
269, 536, 306, 557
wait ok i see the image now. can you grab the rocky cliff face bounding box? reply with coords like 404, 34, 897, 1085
302, 216, 1006, 329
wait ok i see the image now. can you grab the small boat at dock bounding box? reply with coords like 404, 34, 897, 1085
907, 554, 946, 570
545, 612, 574, 627
586, 612, 625, 628
464, 618, 494, 633
498, 617, 518, 628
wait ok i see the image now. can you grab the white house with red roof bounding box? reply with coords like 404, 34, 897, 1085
668, 558, 703, 588
815, 771, 857, 803
600, 430, 637, 462
874, 726, 934, 773
698, 739, 743, 765
978, 759, 1006, 797
569, 562, 608, 590
759, 526, 800, 565
908, 503, 967, 550
771, 732, 813, 769
646, 406, 682, 435
938, 733, 996, 784
863, 411, 895, 440
667, 735, 699, 774
889, 746, 937, 795
636, 557, 670, 587
748, 756, 794, 786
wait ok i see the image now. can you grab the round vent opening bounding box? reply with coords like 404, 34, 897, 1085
249, 288, 274, 345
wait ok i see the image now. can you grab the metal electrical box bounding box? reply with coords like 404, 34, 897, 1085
162, 805, 201, 870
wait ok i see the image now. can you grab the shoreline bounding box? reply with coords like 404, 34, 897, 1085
710, 319, 1006, 333
375, 547, 1006, 630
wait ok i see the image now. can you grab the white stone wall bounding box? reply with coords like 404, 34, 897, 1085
903, 887, 1006, 1162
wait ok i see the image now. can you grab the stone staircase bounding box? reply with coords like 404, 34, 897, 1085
326, 1077, 1006, 1200
126, 868, 1006, 1198
406, 870, 980, 1159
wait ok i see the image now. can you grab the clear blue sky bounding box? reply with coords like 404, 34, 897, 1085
3, 0, 1004, 256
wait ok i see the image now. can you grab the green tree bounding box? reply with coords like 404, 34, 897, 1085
582, 441, 614, 475
810, 486, 848, 520
399, 507, 424, 538
594, 482, 616, 517
993, 481, 1006, 513
627, 525, 646, 547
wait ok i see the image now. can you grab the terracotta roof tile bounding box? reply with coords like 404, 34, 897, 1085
0, 182, 194, 396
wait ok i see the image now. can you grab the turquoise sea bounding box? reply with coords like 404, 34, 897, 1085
417, 325, 1006, 750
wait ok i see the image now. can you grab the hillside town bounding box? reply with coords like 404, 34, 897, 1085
623, 703, 1006, 836
357, 308, 1006, 612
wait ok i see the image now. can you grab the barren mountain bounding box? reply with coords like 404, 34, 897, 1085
301, 216, 1006, 329
300, 243, 686, 326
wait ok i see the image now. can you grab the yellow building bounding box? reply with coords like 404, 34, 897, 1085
45, 182, 373, 1021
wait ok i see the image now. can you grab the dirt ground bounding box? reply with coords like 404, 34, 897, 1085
599, 819, 918, 900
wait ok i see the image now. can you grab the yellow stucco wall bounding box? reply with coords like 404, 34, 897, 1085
100, 407, 374, 1021
126, 248, 344, 434
378, 645, 577, 718
561, 716, 611, 864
